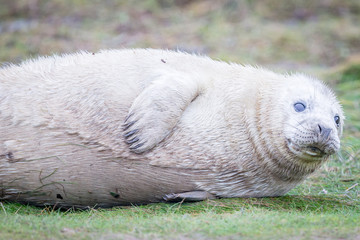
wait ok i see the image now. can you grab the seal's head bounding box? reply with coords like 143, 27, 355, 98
282, 74, 344, 162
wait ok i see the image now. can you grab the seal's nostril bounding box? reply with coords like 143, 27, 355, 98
317, 124, 332, 141
318, 124, 322, 134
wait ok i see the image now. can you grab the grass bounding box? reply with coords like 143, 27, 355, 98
0, 0, 360, 239
1, 197, 359, 240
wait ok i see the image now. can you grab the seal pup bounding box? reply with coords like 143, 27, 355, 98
0, 49, 344, 208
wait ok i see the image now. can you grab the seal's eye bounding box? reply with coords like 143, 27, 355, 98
334, 115, 340, 126
294, 102, 306, 112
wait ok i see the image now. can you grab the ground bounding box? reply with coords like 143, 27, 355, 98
0, 0, 359, 239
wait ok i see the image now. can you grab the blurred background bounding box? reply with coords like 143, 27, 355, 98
0, 0, 359, 70
0, 0, 359, 134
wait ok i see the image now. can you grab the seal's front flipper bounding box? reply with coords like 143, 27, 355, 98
123, 70, 204, 153
163, 191, 216, 202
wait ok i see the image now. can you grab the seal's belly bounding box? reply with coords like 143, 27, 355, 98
0, 155, 198, 208
0, 124, 197, 208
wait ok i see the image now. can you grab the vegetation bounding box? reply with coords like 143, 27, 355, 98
0, 0, 359, 239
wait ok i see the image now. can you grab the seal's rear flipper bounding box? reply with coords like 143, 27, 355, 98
163, 191, 216, 202
123, 70, 205, 154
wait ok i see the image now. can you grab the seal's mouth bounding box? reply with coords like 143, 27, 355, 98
287, 139, 327, 160
304, 146, 325, 157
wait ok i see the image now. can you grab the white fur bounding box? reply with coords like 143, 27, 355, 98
0, 49, 344, 207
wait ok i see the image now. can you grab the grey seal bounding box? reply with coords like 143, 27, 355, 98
0, 49, 344, 208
